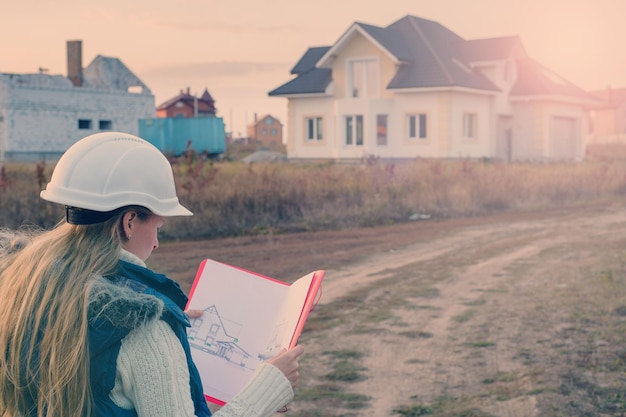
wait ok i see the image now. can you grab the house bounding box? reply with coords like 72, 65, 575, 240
188, 305, 252, 368
269, 15, 599, 162
139, 87, 226, 156
0, 40, 154, 162
247, 114, 283, 147
588, 87, 626, 144
156, 87, 216, 118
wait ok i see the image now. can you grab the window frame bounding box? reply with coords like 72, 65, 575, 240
407, 113, 428, 140
304, 116, 323, 142
345, 114, 364, 146
347, 57, 380, 98
99, 120, 113, 130
463, 113, 478, 140
78, 119, 92, 130
376, 114, 388, 146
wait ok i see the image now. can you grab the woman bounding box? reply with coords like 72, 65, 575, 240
0, 132, 303, 417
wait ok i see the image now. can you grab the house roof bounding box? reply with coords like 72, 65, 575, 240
383, 15, 499, 91
460, 36, 527, 62
82, 55, 152, 94
509, 58, 598, 101
269, 14, 591, 101
157, 88, 216, 113
249, 114, 283, 127
290, 46, 331, 74
268, 67, 332, 96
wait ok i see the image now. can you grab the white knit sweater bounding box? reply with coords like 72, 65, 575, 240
110, 251, 294, 417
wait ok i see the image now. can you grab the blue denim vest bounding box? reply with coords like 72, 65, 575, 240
88, 260, 211, 417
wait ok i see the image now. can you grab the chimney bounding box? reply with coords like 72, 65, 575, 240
67, 40, 83, 87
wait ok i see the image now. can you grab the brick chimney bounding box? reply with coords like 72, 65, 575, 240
67, 40, 83, 87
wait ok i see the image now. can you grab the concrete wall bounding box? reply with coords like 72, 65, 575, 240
0, 74, 154, 161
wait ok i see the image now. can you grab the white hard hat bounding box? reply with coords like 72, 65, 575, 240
41, 132, 192, 220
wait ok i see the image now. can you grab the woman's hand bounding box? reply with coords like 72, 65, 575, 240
185, 309, 203, 319
267, 345, 305, 389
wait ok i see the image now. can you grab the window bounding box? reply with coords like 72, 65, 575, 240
271, 128, 277, 136
463, 113, 477, 139
78, 119, 92, 129
264, 117, 273, 125
407, 114, 427, 139
99, 120, 112, 130
345, 115, 364, 146
305, 117, 323, 141
348, 58, 378, 98
262, 128, 267, 136
377, 114, 388, 145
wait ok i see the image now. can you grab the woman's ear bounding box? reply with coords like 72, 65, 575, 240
121, 211, 138, 240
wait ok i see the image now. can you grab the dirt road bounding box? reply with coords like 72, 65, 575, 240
152, 203, 626, 417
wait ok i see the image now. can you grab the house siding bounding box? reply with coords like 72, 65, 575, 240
287, 100, 297, 153
510, 100, 586, 161
289, 97, 335, 159
447, 92, 493, 158
437, 92, 451, 157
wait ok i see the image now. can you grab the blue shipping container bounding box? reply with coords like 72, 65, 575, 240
139, 117, 226, 156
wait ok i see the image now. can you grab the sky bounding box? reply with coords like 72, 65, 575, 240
1, 0, 625, 137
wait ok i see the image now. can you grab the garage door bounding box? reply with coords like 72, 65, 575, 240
550, 116, 578, 160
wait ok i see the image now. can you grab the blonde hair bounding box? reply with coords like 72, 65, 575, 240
0, 213, 128, 417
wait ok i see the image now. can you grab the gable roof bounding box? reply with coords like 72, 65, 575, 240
269, 14, 591, 101
82, 55, 151, 94
249, 114, 283, 128
157, 88, 216, 113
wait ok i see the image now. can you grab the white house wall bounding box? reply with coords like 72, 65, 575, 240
543, 101, 587, 160
0, 77, 154, 161
288, 96, 335, 159
288, 89, 498, 160
392, 92, 443, 158
511, 100, 586, 160
474, 59, 516, 116
443, 91, 494, 158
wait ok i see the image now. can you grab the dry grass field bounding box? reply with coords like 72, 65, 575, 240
150, 202, 626, 417
6, 143, 626, 416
